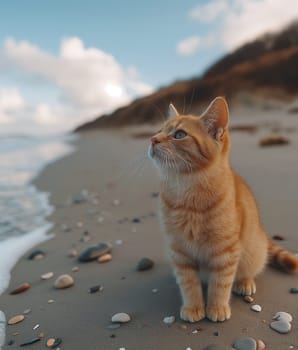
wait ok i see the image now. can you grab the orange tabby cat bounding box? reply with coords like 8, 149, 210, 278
149, 96, 298, 323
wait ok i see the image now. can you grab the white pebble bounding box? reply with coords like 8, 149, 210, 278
163, 315, 175, 324
111, 312, 131, 323
152, 288, 158, 293
186, 348, 192, 350
32, 324, 39, 330
251, 304, 262, 312
273, 311, 293, 323
119, 348, 126, 350
115, 240, 123, 245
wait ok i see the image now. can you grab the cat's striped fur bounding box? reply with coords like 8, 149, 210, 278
149, 97, 298, 322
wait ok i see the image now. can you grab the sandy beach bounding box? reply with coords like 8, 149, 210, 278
1, 108, 298, 350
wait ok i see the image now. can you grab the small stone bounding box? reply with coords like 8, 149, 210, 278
41, 272, 54, 280
213, 331, 219, 336
97, 216, 104, 223
243, 295, 254, 303
7, 339, 14, 346
151, 192, 159, 198
78, 242, 112, 262
54, 274, 74, 289
115, 240, 123, 245
47, 338, 55, 347
186, 348, 192, 350
77, 221, 83, 228
32, 324, 39, 330
270, 320, 291, 334
251, 304, 262, 312
112, 199, 120, 206
48, 299, 55, 304
233, 337, 257, 350
163, 316, 175, 324
98, 254, 112, 263
257, 339, 266, 350
23, 309, 31, 315
8, 315, 25, 325
136, 257, 154, 271
272, 234, 285, 241
12, 332, 19, 336
180, 325, 187, 330
132, 217, 141, 223
20, 337, 41, 346
290, 287, 298, 294
51, 338, 62, 348
68, 249, 78, 257
72, 266, 79, 272
88, 285, 103, 293
10, 282, 30, 295
38, 332, 45, 338
152, 288, 158, 293
110, 334, 116, 338
259, 136, 289, 147
273, 311, 293, 322
28, 250, 45, 260
111, 313, 131, 323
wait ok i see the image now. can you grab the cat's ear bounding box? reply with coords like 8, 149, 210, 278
200, 97, 229, 141
168, 103, 179, 119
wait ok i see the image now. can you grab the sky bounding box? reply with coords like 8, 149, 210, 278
0, 0, 297, 135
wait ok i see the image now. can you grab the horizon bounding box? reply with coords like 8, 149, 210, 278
0, 0, 297, 135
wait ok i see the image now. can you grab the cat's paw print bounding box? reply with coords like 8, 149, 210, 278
233, 278, 256, 296
180, 305, 205, 323
206, 304, 231, 322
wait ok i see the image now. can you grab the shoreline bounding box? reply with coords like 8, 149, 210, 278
1, 119, 298, 349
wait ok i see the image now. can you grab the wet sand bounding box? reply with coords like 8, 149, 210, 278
1, 109, 298, 350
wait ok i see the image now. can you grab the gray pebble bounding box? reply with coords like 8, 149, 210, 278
273, 311, 293, 322
270, 320, 292, 334
290, 287, 298, 294
78, 242, 112, 262
233, 337, 257, 350
136, 257, 154, 271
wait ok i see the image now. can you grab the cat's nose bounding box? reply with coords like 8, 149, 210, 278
151, 136, 160, 146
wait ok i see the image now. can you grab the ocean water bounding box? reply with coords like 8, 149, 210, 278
0, 133, 75, 347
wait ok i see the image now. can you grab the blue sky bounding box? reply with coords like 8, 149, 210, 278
0, 0, 296, 134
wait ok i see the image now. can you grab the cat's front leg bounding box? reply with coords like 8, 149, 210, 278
172, 253, 205, 322
206, 254, 239, 322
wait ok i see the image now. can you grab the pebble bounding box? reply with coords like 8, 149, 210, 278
136, 257, 154, 271
272, 234, 285, 241
259, 136, 289, 147
32, 324, 39, 330
54, 274, 74, 289
111, 313, 131, 323
251, 304, 262, 312
115, 240, 123, 245
152, 288, 158, 293
112, 199, 120, 206
28, 250, 45, 260
77, 221, 83, 228
289, 287, 298, 294
163, 316, 175, 324
243, 295, 254, 303
51, 338, 62, 348
273, 311, 293, 322
38, 332, 45, 338
78, 242, 112, 262
97, 216, 104, 223
23, 309, 31, 315
132, 217, 141, 223
48, 299, 55, 304
257, 340, 266, 350
98, 254, 112, 263
41, 272, 54, 280
72, 266, 80, 272
88, 285, 103, 293
68, 249, 78, 258
10, 282, 30, 295
203, 345, 230, 350
8, 315, 25, 325
7, 339, 14, 346
233, 337, 257, 350
20, 337, 41, 346
180, 325, 187, 330
47, 338, 55, 347
270, 320, 292, 334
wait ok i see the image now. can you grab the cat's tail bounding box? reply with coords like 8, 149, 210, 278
268, 238, 298, 273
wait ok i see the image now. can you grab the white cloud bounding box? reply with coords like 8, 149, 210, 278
177, 35, 215, 56
189, 0, 298, 51
190, 0, 228, 22
0, 88, 26, 124
177, 36, 201, 56
1, 37, 153, 133
222, 0, 298, 50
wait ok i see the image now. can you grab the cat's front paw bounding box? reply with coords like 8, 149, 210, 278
206, 304, 231, 322
180, 305, 205, 323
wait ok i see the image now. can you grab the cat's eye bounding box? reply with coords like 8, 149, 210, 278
174, 130, 187, 139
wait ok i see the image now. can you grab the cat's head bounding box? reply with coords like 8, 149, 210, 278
148, 96, 230, 175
